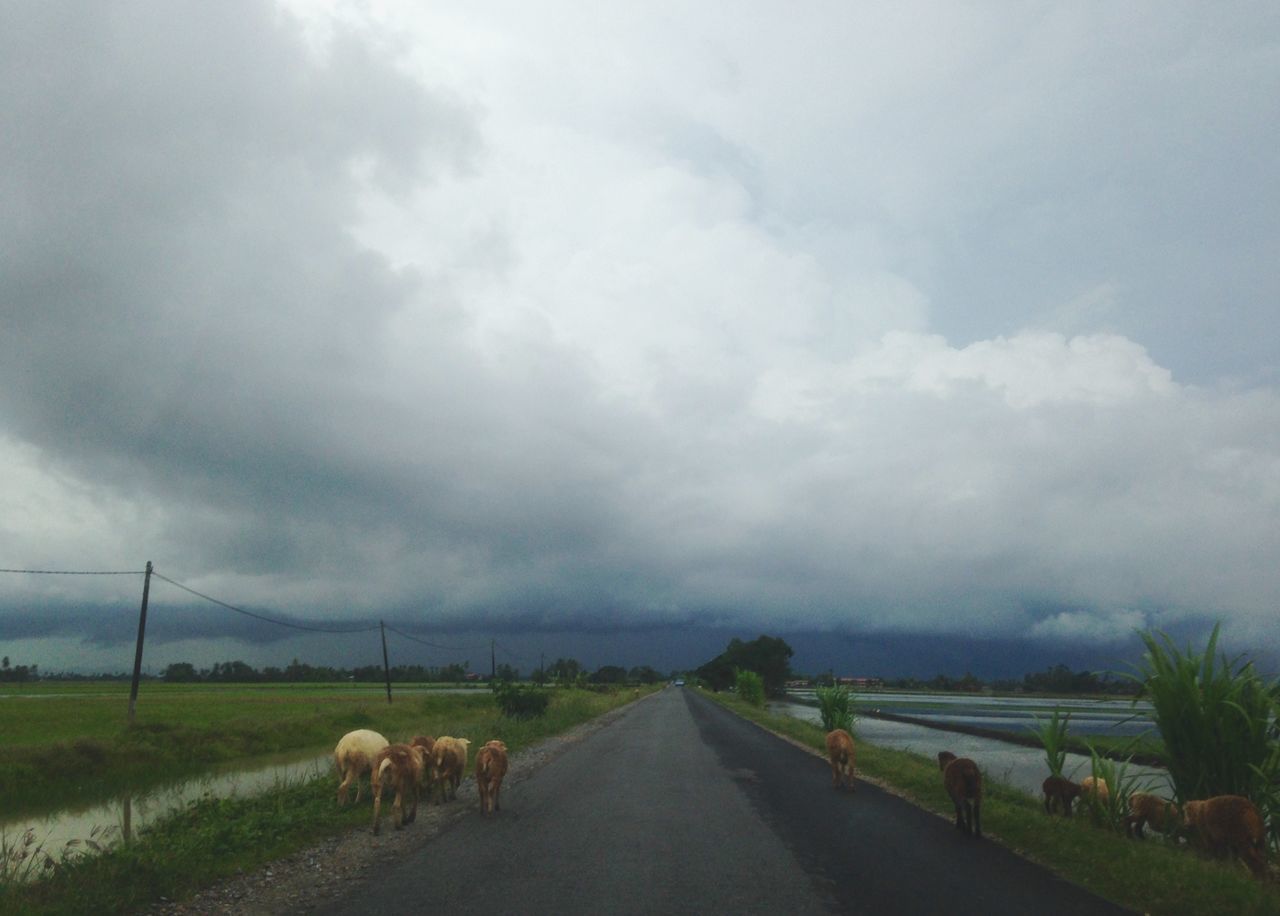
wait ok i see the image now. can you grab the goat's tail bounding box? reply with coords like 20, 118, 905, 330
963, 769, 983, 800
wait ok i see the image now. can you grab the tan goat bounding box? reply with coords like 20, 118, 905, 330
430, 736, 472, 803
371, 743, 427, 835
1125, 792, 1180, 839
475, 740, 510, 816
825, 729, 856, 791
334, 729, 389, 805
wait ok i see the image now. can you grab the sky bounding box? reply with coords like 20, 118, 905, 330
2, 1, 1278, 679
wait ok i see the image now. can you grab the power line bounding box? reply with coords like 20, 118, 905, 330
0, 568, 142, 575
382, 623, 489, 653
151, 572, 381, 635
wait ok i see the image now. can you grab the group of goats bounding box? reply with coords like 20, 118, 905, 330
824, 727, 1270, 879
334, 729, 508, 835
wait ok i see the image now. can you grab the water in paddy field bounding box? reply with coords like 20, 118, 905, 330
772, 700, 1172, 799
786, 690, 1156, 738
0, 749, 332, 878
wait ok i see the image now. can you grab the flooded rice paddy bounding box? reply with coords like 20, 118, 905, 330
773, 699, 1171, 798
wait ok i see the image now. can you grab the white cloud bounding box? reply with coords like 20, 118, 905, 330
1029, 609, 1150, 644
1, 1, 1278, 670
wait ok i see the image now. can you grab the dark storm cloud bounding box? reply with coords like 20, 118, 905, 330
2, 1, 1279, 675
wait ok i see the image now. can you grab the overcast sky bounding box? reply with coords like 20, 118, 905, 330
2, 1, 1278, 676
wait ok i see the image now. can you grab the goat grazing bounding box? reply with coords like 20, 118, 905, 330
938, 751, 982, 838
825, 729, 856, 791
334, 729, 389, 805
371, 743, 427, 835
1125, 792, 1180, 839
1042, 775, 1082, 816
1080, 775, 1109, 804
430, 736, 472, 803
475, 740, 509, 816
1182, 795, 1268, 878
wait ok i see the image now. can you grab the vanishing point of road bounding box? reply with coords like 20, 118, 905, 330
318, 686, 1131, 915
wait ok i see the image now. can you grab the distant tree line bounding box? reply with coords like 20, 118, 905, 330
0, 656, 38, 682
157, 657, 671, 685
801, 663, 1139, 696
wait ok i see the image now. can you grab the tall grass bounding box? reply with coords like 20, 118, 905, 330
1083, 745, 1138, 834
814, 684, 855, 734
1131, 624, 1280, 853
1029, 708, 1071, 778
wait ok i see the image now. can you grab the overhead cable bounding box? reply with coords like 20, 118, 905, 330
151, 572, 381, 634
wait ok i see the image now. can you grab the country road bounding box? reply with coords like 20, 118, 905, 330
315, 687, 1131, 915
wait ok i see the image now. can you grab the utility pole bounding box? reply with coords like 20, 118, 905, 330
127, 561, 153, 724
491, 638, 496, 681
380, 620, 393, 704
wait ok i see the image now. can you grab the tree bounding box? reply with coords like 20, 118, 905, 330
163, 662, 199, 683
548, 658, 582, 684
628, 665, 662, 684
695, 635, 794, 696
591, 665, 628, 684
495, 663, 519, 682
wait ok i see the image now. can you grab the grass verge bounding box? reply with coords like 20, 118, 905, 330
0, 685, 626, 820
707, 691, 1280, 916
0, 687, 649, 915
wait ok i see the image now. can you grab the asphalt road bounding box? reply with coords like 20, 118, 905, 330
316, 687, 1132, 915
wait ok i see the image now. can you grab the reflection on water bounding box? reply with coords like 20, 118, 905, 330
0, 749, 332, 877
786, 690, 1155, 738
772, 701, 1171, 798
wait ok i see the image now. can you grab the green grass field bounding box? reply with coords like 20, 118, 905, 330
0, 681, 622, 820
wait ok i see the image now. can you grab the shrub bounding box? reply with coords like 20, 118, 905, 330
1130, 624, 1278, 806
735, 669, 765, 707
815, 685, 855, 734
492, 682, 550, 719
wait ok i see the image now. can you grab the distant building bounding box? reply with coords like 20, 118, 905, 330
837, 677, 883, 688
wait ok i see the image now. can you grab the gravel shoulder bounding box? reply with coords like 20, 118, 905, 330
147, 697, 650, 916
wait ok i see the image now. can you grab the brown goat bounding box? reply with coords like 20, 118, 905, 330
371, 743, 426, 835
1042, 775, 1083, 817
938, 751, 982, 838
1182, 795, 1268, 878
475, 740, 509, 816
411, 735, 435, 757
1125, 792, 1180, 839
825, 729, 857, 791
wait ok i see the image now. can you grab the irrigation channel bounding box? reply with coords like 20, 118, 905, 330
3, 690, 1170, 877
0, 748, 334, 876
775, 690, 1171, 798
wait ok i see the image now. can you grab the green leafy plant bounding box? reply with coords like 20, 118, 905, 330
1029, 707, 1071, 778
734, 669, 765, 707
492, 682, 550, 719
814, 684, 855, 734
1129, 624, 1278, 807
1083, 744, 1137, 833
